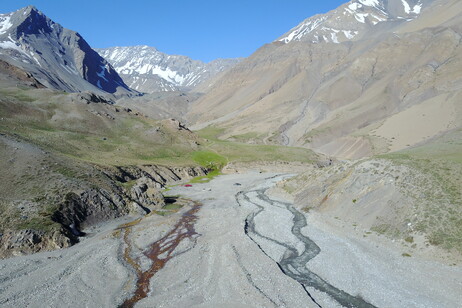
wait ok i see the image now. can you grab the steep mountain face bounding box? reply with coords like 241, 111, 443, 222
188, 0, 462, 159
0, 6, 133, 95
278, 0, 428, 44
97, 46, 241, 93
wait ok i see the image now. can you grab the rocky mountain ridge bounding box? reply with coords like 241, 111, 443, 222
0, 6, 133, 95
97, 45, 241, 93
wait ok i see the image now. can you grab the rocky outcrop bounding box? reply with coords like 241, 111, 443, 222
72, 91, 115, 104
0, 164, 207, 258
51, 164, 207, 236
106, 165, 208, 188
129, 180, 165, 214
52, 189, 128, 236
0, 229, 71, 258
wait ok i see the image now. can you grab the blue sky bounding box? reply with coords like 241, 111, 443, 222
1, 0, 346, 62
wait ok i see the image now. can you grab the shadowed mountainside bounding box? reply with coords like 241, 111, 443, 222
0, 6, 134, 96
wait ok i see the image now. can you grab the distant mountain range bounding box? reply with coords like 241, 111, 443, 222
0, 6, 133, 95
96, 46, 241, 93
0, 6, 240, 96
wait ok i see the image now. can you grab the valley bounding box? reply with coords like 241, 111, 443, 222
0, 0, 461, 307
0, 173, 460, 307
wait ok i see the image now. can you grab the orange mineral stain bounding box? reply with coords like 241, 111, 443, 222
119, 201, 201, 308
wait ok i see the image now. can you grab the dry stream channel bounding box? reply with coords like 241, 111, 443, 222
119, 174, 375, 307
239, 183, 376, 308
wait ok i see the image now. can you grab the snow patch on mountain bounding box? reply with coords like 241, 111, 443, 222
150, 65, 185, 84
359, 0, 381, 8
0, 34, 30, 58
402, 0, 422, 14
0, 14, 13, 35
348, 3, 361, 10
278, 0, 427, 45
97, 65, 108, 82
402, 0, 412, 12
280, 16, 327, 43
343, 30, 358, 39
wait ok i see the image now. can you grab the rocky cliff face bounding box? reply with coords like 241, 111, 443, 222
0, 6, 134, 95
97, 45, 241, 93
49, 164, 208, 236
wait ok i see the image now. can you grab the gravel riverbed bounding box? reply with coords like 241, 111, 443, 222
0, 172, 460, 307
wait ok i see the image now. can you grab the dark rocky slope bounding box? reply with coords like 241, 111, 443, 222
0, 6, 134, 95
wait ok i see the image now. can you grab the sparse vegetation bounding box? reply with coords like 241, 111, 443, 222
371, 223, 401, 238
191, 150, 227, 170
0, 199, 61, 233
0, 93, 202, 166
17, 216, 60, 232
152, 198, 189, 216
228, 132, 263, 143
162, 203, 184, 211
378, 132, 462, 253
196, 126, 318, 164
0, 88, 36, 102
119, 180, 138, 192
189, 170, 221, 184
404, 236, 414, 243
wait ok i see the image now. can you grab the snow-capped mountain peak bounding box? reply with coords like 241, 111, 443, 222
97, 46, 241, 93
0, 6, 133, 95
278, 0, 427, 44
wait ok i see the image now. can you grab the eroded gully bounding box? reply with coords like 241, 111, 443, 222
237, 184, 377, 308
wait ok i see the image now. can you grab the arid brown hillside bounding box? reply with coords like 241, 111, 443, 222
189, 0, 462, 159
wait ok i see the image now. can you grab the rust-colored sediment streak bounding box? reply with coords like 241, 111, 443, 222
123, 227, 142, 275
119, 201, 202, 308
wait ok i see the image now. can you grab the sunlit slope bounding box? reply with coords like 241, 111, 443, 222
188, 0, 462, 159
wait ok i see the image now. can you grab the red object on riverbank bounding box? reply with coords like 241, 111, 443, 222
184, 184, 192, 187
